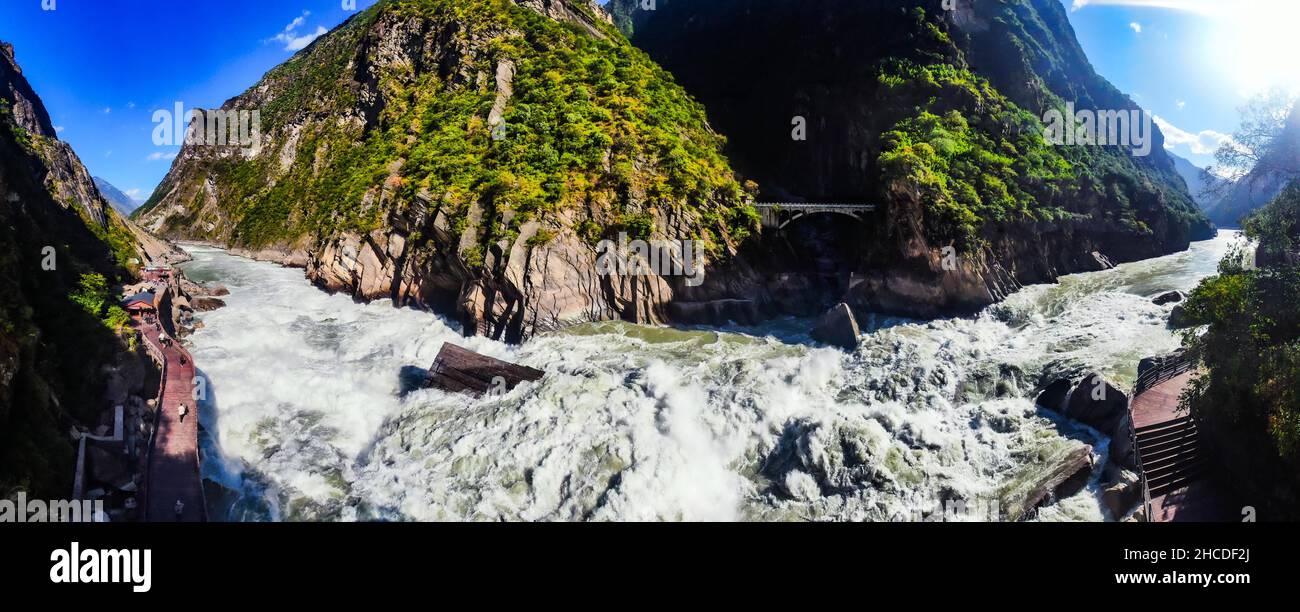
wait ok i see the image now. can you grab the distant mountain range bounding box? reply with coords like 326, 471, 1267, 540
94, 176, 140, 215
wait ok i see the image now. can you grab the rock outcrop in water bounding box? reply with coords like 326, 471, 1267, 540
811, 303, 861, 350
425, 342, 544, 396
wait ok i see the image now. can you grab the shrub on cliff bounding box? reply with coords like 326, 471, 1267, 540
1181, 182, 1300, 516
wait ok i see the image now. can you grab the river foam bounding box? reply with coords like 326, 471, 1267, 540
180, 232, 1238, 521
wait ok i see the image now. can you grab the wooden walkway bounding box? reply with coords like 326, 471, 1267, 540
1130, 367, 1232, 521
137, 269, 207, 522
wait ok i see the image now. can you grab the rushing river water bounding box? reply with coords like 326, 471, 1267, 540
179, 232, 1238, 522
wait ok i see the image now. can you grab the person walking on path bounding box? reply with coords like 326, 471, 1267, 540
179, 403, 189, 423
174, 499, 184, 521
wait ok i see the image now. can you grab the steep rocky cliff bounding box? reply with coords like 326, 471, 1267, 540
136, 0, 756, 342
0, 41, 164, 497
611, 0, 1215, 317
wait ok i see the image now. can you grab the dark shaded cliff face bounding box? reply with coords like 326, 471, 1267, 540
611, 0, 1216, 317
136, 0, 757, 343
0, 42, 155, 497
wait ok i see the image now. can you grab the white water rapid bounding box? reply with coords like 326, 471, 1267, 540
178, 232, 1238, 522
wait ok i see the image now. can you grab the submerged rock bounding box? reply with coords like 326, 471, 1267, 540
1001, 442, 1096, 521
1101, 469, 1143, 519
668, 299, 761, 327
1152, 290, 1185, 305
811, 303, 861, 350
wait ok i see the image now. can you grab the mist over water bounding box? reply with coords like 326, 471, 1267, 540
180, 232, 1239, 522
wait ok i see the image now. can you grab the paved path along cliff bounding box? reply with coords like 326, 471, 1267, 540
138, 268, 206, 522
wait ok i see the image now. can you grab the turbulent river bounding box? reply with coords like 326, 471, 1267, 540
179, 232, 1238, 522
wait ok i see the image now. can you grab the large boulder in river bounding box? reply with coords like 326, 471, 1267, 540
1035, 378, 1073, 413
1064, 373, 1129, 433
1109, 411, 1138, 470
1152, 290, 1185, 305
999, 441, 1096, 521
1168, 304, 1194, 329
811, 303, 861, 350
190, 296, 227, 312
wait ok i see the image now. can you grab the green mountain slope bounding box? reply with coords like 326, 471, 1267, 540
609, 0, 1215, 315
137, 0, 755, 342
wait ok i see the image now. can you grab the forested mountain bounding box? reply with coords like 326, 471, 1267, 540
609, 0, 1214, 315
136, 0, 755, 342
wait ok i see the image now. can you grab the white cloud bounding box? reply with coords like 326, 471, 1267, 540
1152, 115, 1234, 155
1072, 0, 1297, 18
1176, 100, 1186, 109
102, 107, 111, 114
54, 125, 65, 133
1072, 0, 1225, 12
1129, 22, 1142, 34
124, 188, 142, 199
269, 11, 326, 52
127, 102, 136, 109
146, 151, 178, 162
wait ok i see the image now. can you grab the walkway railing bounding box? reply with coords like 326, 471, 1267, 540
753, 202, 879, 211
136, 312, 207, 522
138, 321, 168, 522
1133, 353, 1196, 397
1129, 351, 1200, 521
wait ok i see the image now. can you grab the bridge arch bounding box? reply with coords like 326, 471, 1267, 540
754, 202, 878, 230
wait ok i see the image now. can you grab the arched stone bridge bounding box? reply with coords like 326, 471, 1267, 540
753, 202, 878, 229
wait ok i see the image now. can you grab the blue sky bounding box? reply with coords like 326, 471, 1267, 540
0, 0, 379, 201
0, 0, 1296, 201
1066, 0, 1300, 169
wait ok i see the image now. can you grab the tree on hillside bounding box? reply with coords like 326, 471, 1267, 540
1206, 88, 1300, 201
